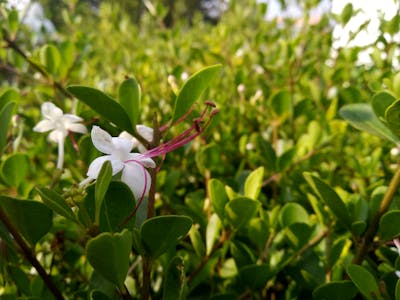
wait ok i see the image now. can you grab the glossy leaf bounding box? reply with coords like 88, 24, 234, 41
271, 90, 291, 119
239, 264, 270, 289
40, 44, 61, 74
304, 173, 352, 228
279, 202, 309, 227
0, 89, 19, 112
206, 213, 222, 255
163, 256, 186, 300
172, 64, 222, 123
0, 101, 16, 154
36, 186, 76, 222
140, 215, 192, 258
386, 99, 400, 137
1, 153, 29, 187
371, 91, 395, 120
339, 103, 400, 144
346, 264, 380, 300
378, 210, 400, 241
0, 196, 53, 245
340, 3, 353, 25
118, 76, 141, 128
209, 178, 228, 221
244, 167, 264, 200
225, 197, 260, 230
312, 280, 358, 300
95, 161, 112, 224
86, 229, 132, 287
248, 217, 269, 251
67, 86, 134, 134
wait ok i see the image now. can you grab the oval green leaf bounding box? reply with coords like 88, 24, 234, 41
225, 197, 260, 230
312, 280, 358, 300
172, 64, 222, 123
163, 256, 186, 300
118, 76, 141, 128
67, 86, 134, 134
371, 91, 396, 121
209, 178, 228, 221
140, 215, 192, 258
0, 101, 16, 154
86, 229, 132, 287
378, 210, 400, 241
339, 103, 400, 144
1, 153, 29, 187
36, 186, 76, 222
346, 264, 380, 300
244, 167, 264, 200
279, 202, 309, 227
0, 196, 53, 245
40, 44, 61, 74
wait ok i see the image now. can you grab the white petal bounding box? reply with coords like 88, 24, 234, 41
33, 120, 55, 132
91, 126, 115, 154
136, 125, 154, 142
66, 123, 87, 134
112, 137, 133, 154
41, 102, 63, 119
63, 114, 83, 123
48, 130, 65, 143
119, 131, 141, 149
121, 162, 151, 200
87, 156, 125, 178
126, 153, 156, 168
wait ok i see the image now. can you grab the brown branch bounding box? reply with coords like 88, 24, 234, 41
0, 208, 64, 300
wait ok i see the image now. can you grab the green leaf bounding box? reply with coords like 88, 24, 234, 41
385, 99, 400, 137
86, 229, 132, 287
239, 264, 270, 289
279, 202, 309, 227
244, 167, 264, 200
118, 76, 141, 128
378, 210, 400, 241
339, 103, 400, 144
140, 215, 192, 258
209, 179, 228, 221
312, 280, 358, 300
304, 173, 352, 228
206, 213, 222, 255
225, 197, 260, 230
0, 89, 19, 112
189, 226, 206, 257
340, 3, 353, 25
83, 181, 136, 233
248, 217, 269, 250
396, 278, 400, 300
67, 86, 134, 134
0, 196, 53, 245
163, 256, 186, 300
36, 186, 76, 222
270, 90, 292, 120
1, 153, 29, 187
95, 161, 112, 224
8, 9, 19, 34
0, 101, 16, 154
40, 44, 61, 74
172, 64, 222, 123
347, 264, 380, 300
371, 91, 396, 121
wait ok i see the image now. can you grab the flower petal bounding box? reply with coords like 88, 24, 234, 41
63, 114, 83, 123
91, 126, 115, 154
136, 125, 154, 142
41, 102, 63, 119
33, 120, 55, 132
121, 162, 151, 200
112, 137, 133, 154
66, 123, 87, 134
48, 130, 66, 143
126, 153, 156, 168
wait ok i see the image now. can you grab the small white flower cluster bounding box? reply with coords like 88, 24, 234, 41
34, 102, 155, 200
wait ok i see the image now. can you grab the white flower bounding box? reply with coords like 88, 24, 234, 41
33, 102, 87, 143
119, 125, 154, 153
83, 126, 156, 200
33, 102, 87, 169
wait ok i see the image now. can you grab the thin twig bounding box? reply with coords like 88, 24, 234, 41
0, 208, 64, 300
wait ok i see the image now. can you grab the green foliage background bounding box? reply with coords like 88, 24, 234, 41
2, 0, 400, 299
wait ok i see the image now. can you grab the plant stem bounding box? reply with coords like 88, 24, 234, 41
353, 164, 400, 264
141, 256, 151, 300
0, 208, 64, 300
